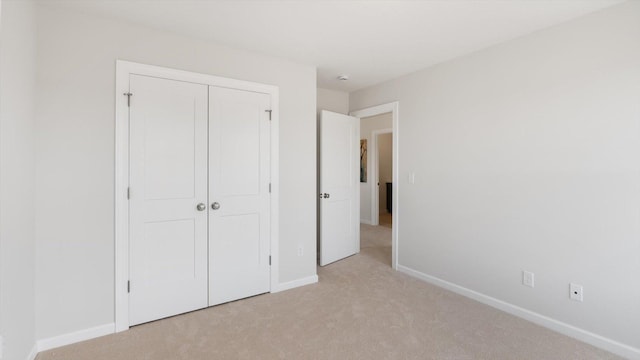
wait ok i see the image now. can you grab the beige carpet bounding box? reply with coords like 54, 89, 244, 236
38, 224, 621, 360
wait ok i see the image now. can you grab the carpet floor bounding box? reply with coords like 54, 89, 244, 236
37, 224, 621, 360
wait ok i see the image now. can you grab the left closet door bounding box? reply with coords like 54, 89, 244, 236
129, 75, 209, 326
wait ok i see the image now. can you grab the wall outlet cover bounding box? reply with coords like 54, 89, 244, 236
522, 270, 535, 288
408, 172, 416, 184
570, 283, 584, 302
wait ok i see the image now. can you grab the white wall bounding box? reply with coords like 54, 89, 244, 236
35, 5, 317, 341
0, 0, 37, 358
359, 113, 392, 224
378, 133, 392, 213
351, 1, 640, 355
317, 88, 349, 115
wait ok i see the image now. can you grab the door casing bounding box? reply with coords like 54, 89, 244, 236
350, 102, 399, 270
114, 60, 280, 332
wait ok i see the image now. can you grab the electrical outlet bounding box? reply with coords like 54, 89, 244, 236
522, 271, 534, 288
570, 283, 583, 302
297, 245, 304, 257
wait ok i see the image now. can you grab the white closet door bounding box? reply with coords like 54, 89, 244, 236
208, 86, 271, 306
129, 75, 209, 326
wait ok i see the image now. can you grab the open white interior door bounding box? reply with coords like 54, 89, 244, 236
319, 110, 360, 266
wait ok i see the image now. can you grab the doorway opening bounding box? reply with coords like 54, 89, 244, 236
375, 131, 393, 228
350, 102, 399, 270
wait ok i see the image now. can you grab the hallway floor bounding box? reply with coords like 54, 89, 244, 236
379, 212, 392, 228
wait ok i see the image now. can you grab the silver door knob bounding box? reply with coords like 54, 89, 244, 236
211, 202, 221, 210
196, 203, 206, 211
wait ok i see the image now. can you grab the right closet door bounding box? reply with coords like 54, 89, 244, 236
208, 86, 272, 306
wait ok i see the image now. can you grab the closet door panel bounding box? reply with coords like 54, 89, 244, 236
129, 75, 209, 325
209, 86, 271, 306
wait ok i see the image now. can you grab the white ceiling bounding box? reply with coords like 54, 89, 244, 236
41, 0, 623, 92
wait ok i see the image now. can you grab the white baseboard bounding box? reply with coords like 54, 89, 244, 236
397, 265, 640, 360
26, 344, 38, 360
360, 219, 373, 225
33, 276, 317, 353
272, 274, 318, 293
37, 323, 115, 353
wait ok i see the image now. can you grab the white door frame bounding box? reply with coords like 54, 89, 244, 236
114, 60, 280, 332
350, 102, 399, 270
371, 128, 393, 226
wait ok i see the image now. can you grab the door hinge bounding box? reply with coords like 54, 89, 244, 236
269, 183, 271, 193
124, 92, 133, 107
127, 187, 130, 200
127, 280, 130, 293
265, 110, 272, 121
269, 255, 271, 266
